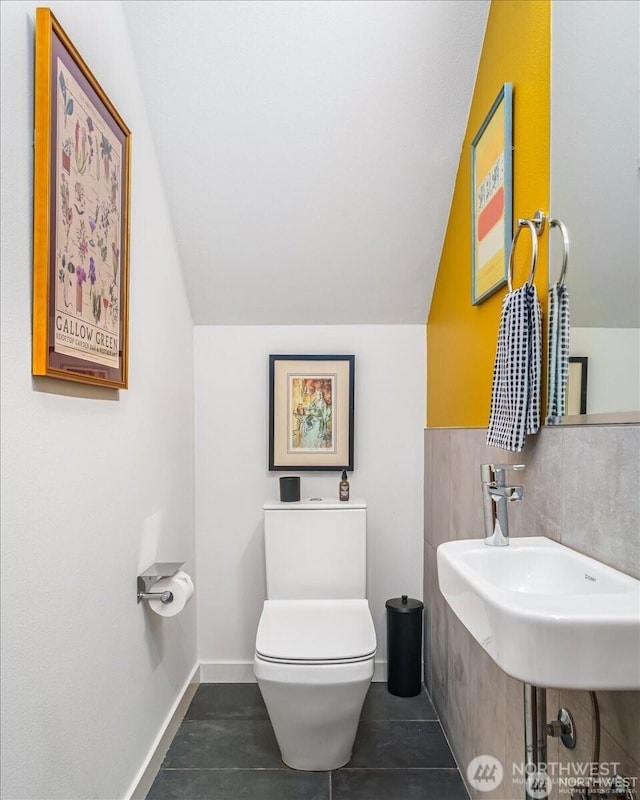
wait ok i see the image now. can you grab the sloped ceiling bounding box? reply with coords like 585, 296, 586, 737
122, 0, 488, 324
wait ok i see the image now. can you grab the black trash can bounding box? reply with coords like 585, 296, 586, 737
386, 595, 424, 697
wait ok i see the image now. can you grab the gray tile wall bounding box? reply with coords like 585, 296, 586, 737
423, 425, 640, 800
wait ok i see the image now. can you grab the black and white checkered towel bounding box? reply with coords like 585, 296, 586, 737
545, 282, 570, 422
487, 283, 542, 452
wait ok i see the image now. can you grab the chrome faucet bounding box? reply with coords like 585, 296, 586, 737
481, 464, 525, 546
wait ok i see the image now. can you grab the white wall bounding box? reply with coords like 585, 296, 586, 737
194, 325, 425, 682
570, 328, 640, 415
123, 0, 489, 326
551, 0, 639, 328
0, 3, 196, 799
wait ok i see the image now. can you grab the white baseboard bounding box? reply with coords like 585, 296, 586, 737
199, 660, 256, 682
126, 663, 200, 800
373, 659, 387, 682
199, 659, 388, 683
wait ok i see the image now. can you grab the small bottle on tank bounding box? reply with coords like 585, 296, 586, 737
339, 470, 350, 501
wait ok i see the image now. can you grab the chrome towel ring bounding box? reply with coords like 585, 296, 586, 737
549, 218, 570, 286
507, 210, 546, 292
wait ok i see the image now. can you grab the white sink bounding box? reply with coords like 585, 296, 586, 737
436, 536, 640, 690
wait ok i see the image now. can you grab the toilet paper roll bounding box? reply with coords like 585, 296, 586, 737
147, 570, 194, 618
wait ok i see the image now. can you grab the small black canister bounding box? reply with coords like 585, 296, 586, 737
279, 476, 300, 502
385, 595, 424, 697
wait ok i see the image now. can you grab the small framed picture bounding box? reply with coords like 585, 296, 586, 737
471, 83, 513, 305
567, 356, 588, 415
269, 355, 355, 471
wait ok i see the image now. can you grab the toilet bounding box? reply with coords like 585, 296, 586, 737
254, 497, 376, 771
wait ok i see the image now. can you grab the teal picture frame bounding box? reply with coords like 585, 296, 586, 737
471, 83, 513, 305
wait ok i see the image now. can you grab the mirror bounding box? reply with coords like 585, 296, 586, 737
548, 0, 639, 423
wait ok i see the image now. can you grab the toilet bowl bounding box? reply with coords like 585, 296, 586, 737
254, 498, 375, 771
254, 598, 376, 770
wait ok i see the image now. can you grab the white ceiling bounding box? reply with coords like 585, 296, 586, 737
122, 0, 489, 325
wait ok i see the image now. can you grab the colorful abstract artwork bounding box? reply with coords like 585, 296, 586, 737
288, 375, 335, 452
471, 83, 513, 305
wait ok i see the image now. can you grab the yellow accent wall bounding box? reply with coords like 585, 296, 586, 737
427, 0, 550, 428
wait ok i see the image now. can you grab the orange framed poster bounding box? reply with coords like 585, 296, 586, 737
33, 8, 131, 388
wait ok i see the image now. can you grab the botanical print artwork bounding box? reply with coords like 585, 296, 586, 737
288, 375, 336, 453
54, 59, 122, 368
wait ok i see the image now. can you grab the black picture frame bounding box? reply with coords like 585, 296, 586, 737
568, 356, 588, 415
268, 354, 355, 471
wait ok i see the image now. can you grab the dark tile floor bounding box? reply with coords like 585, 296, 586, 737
147, 682, 469, 799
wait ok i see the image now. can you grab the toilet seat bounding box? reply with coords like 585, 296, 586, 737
256, 599, 376, 665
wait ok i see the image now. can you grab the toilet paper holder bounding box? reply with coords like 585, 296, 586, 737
137, 561, 185, 605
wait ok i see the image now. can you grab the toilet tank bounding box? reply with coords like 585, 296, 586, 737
263, 498, 367, 600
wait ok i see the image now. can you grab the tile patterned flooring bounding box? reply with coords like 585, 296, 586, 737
147, 682, 469, 799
